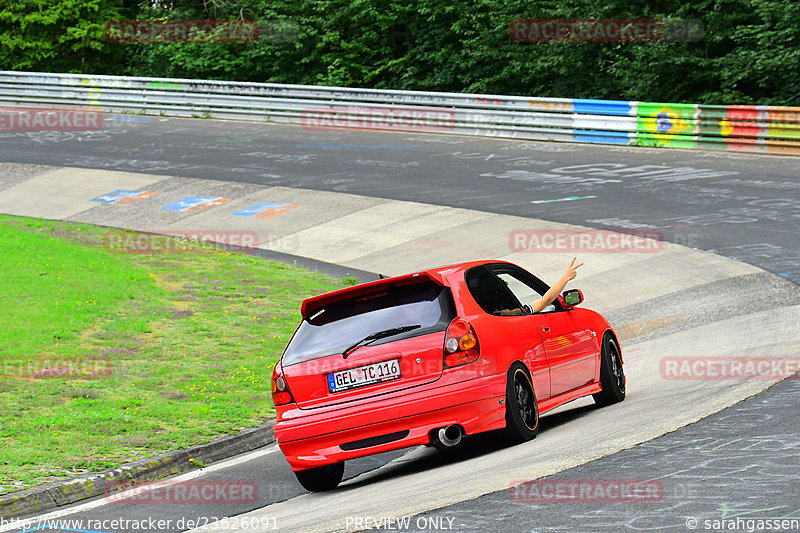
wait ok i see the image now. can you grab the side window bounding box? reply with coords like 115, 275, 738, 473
465, 267, 523, 315
495, 272, 543, 304
493, 268, 560, 313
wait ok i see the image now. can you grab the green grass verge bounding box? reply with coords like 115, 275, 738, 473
0, 215, 348, 494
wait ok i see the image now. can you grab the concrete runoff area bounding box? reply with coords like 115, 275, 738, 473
186, 310, 800, 533
0, 163, 798, 532
377, 374, 800, 533
0, 168, 165, 220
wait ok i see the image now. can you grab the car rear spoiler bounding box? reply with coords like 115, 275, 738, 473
300, 271, 445, 320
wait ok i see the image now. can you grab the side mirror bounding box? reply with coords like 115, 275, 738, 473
562, 289, 583, 307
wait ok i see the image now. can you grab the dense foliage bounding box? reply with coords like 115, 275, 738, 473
1, 0, 797, 104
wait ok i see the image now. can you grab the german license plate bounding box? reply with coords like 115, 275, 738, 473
327, 359, 401, 393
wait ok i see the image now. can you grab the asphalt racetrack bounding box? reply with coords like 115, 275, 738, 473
1, 116, 799, 533
2, 117, 799, 284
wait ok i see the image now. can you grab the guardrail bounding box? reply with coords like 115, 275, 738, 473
1, 70, 798, 155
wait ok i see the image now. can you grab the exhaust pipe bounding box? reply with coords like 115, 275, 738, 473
433, 425, 462, 449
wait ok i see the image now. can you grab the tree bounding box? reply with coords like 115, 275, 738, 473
0, 0, 797, 105
0, 0, 129, 73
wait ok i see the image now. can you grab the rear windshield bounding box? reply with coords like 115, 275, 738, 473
283, 281, 455, 366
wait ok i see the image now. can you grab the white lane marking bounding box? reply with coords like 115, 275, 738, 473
530, 195, 596, 204
188, 447, 424, 532
0, 446, 280, 531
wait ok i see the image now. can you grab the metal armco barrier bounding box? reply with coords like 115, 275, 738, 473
1, 70, 798, 155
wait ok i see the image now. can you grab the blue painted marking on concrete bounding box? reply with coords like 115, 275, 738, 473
232, 202, 286, 217
90, 189, 140, 204
162, 196, 219, 212
573, 99, 633, 116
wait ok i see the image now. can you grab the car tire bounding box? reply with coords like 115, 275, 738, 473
294, 462, 345, 492
593, 333, 626, 407
505, 364, 539, 443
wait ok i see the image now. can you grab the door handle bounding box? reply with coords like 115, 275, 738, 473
542, 327, 550, 332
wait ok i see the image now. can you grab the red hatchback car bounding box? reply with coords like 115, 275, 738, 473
271, 260, 625, 491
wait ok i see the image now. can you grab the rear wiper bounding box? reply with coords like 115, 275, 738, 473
342, 325, 421, 358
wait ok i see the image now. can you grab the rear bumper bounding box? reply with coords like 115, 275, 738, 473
275, 373, 507, 470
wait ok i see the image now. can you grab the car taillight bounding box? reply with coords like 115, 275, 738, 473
271, 365, 294, 406
444, 318, 480, 367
